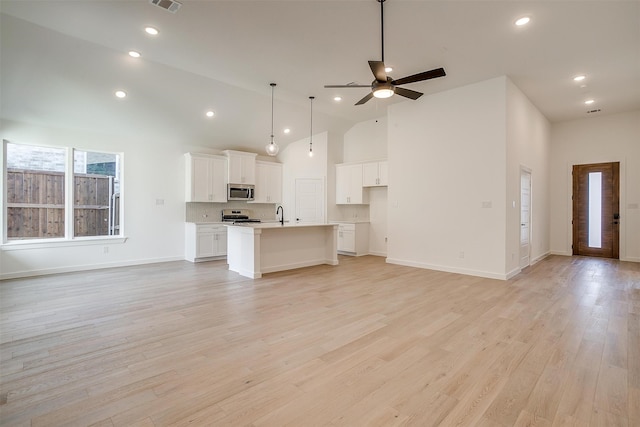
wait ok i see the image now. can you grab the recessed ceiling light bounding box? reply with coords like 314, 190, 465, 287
128, 51, 141, 58
115, 90, 127, 98
584, 99, 595, 105
515, 16, 530, 26
283, 128, 291, 134
384, 67, 393, 73
334, 96, 342, 102
145, 26, 159, 35
205, 111, 215, 118
573, 75, 586, 82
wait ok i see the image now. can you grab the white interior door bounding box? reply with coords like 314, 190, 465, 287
520, 169, 531, 268
295, 178, 324, 224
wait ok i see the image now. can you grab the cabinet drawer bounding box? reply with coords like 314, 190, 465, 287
338, 223, 355, 231
197, 225, 224, 233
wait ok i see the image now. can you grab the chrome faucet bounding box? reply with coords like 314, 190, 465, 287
276, 205, 284, 225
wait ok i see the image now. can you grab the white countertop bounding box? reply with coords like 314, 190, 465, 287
225, 222, 336, 229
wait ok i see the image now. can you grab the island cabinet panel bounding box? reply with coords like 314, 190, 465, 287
224, 150, 256, 185
336, 163, 368, 204
362, 161, 388, 187
335, 222, 369, 256
226, 223, 338, 278
185, 153, 227, 202
185, 223, 227, 262
252, 161, 282, 204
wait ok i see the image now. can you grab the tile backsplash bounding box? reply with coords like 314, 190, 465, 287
186, 202, 278, 222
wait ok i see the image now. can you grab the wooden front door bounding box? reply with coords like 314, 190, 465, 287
572, 162, 619, 258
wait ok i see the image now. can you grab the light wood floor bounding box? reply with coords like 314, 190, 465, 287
1, 255, 638, 426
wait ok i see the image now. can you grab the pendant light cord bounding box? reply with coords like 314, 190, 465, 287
270, 83, 276, 142
309, 96, 314, 152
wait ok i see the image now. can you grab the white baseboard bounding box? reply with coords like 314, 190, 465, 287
505, 267, 521, 280
367, 251, 387, 257
531, 251, 551, 265
0, 256, 184, 280
385, 258, 510, 281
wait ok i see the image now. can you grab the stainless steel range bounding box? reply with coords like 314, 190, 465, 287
221, 209, 261, 223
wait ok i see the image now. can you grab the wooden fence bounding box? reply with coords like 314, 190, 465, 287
6, 169, 116, 239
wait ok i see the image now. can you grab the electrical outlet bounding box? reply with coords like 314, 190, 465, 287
103, 246, 109, 254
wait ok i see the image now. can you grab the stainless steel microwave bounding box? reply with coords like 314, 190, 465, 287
227, 184, 254, 201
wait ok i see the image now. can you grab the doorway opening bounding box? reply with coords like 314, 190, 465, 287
520, 168, 531, 268
572, 162, 620, 259
294, 178, 324, 224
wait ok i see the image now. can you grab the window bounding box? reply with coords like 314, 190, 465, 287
73, 150, 121, 237
4, 141, 122, 242
5, 143, 66, 239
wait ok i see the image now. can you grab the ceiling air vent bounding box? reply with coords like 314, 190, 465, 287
149, 0, 182, 13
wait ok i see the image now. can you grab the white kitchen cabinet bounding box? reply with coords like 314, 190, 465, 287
336, 163, 368, 204
185, 153, 227, 202
185, 223, 227, 262
362, 161, 388, 187
223, 150, 256, 185
336, 222, 369, 256
252, 161, 282, 203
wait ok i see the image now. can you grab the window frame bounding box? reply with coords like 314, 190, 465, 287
1, 140, 126, 248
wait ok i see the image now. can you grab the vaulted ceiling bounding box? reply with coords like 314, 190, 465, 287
2, 0, 639, 153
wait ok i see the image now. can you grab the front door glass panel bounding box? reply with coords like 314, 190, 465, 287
588, 172, 602, 248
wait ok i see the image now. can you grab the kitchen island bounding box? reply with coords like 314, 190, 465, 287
226, 222, 338, 278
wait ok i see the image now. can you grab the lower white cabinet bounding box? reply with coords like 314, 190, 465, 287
335, 222, 369, 256
185, 223, 227, 262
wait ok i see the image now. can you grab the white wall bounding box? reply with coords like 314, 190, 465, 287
339, 116, 388, 254
1, 119, 186, 278
385, 76, 551, 279
368, 187, 388, 256
505, 79, 551, 275
549, 110, 640, 261
278, 131, 329, 223
343, 117, 387, 163
387, 77, 509, 278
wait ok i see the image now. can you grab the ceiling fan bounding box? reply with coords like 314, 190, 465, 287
324, 0, 446, 105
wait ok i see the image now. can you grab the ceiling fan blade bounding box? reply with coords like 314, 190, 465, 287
324, 84, 371, 88
395, 87, 423, 100
391, 67, 446, 86
368, 60, 387, 82
355, 92, 374, 105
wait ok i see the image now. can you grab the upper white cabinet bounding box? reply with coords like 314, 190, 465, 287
185, 153, 227, 202
253, 161, 282, 204
223, 150, 256, 185
336, 163, 368, 204
362, 161, 388, 187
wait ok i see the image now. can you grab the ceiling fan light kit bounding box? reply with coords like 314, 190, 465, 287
324, 0, 446, 105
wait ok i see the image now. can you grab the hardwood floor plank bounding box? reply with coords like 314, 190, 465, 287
0, 255, 637, 426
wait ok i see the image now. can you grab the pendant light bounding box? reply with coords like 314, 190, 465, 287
265, 83, 279, 156
308, 96, 315, 157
